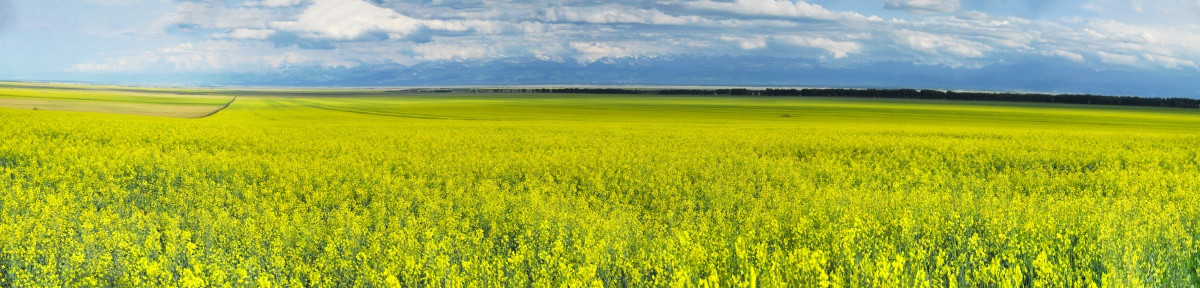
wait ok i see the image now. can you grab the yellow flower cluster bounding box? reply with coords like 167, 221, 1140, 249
0, 94, 1197, 287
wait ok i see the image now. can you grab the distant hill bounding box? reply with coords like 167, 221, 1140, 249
206, 55, 1200, 99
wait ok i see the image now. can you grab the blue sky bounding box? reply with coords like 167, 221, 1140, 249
1, 0, 1199, 97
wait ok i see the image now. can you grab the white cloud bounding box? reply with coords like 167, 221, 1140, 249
567, 42, 666, 62
169, 2, 273, 30
721, 36, 767, 50
269, 0, 495, 41
270, 0, 425, 40
256, 0, 304, 7
780, 36, 862, 58
1142, 53, 1197, 69
1074, 20, 1200, 69
885, 0, 961, 14
1046, 49, 1085, 62
69, 41, 313, 72
69, 55, 160, 72
1095, 51, 1140, 66
896, 30, 989, 58
956, 10, 988, 20
569, 42, 630, 59
262, 52, 309, 68
413, 43, 494, 61
1087, 20, 1157, 43
65, 0, 1200, 75
543, 6, 710, 25
683, 0, 873, 21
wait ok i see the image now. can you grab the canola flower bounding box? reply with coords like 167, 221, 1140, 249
0, 93, 1198, 287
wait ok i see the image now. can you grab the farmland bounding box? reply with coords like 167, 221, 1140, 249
0, 83, 233, 118
0, 84, 1198, 287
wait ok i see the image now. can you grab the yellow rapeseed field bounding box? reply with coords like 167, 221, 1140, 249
0, 89, 1198, 287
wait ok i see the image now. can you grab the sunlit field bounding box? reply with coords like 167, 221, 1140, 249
1, 85, 1198, 287
0, 83, 233, 118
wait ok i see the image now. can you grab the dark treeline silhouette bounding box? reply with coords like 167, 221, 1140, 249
758, 88, 1200, 108
529, 88, 645, 94
519, 88, 1200, 109
658, 89, 759, 96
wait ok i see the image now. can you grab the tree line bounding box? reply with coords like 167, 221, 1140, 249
516, 88, 1200, 109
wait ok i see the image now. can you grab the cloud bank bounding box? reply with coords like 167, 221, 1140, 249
3, 0, 1198, 97
885, 0, 961, 14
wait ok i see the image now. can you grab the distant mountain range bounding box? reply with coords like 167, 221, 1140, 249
49, 55, 1200, 99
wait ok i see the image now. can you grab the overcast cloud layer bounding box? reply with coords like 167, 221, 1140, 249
1, 0, 1199, 97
